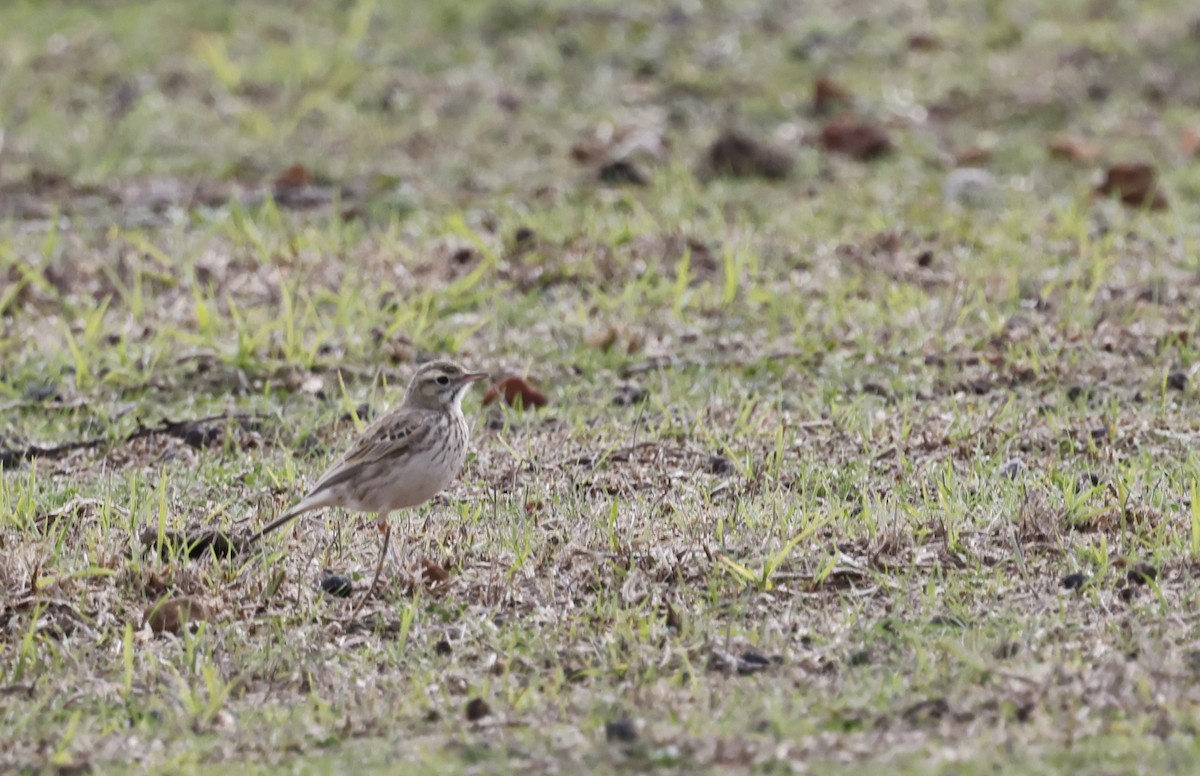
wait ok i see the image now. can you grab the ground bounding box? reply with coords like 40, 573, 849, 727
3, 0, 1200, 773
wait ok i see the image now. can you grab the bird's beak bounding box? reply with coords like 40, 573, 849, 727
461, 371, 490, 385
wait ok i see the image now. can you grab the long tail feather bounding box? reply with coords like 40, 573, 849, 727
249, 491, 329, 544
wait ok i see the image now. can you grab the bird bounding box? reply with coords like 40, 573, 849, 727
251, 359, 489, 614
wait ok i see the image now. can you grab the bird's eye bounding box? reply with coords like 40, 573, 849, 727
435, 375, 450, 386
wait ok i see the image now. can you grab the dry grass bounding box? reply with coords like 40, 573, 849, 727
4, 0, 1200, 773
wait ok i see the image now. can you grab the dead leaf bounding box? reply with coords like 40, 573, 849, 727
902, 697, 950, 724
953, 146, 991, 166
27, 169, 71, 194
588, 326, 621, 352
146, 596, 210, 634
820, 119, 892, 160
1095, 162, 1168, 210
273, 163, 313, 191
570, 139, 607, 165
812, 75, 851, 115
908, 32, 941, 50
1182, 127, 1200, 158
587, 324, 641, 354
665, 601, 684, 631
36, 498, 108, 529
139, 527, 246, 560
703, 131, 794, 180
420, 557, 451, 584
707, 649, 777, 676
482, 375, 549, 409
1047, 135, 1101, 163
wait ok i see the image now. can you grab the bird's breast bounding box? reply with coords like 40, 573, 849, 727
354, 432, 468, 512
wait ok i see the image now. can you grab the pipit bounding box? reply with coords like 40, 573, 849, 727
251, 360, 488, 614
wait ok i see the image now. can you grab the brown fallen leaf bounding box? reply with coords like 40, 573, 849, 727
27, 169, 71, 194
269, 164, 332, 209
703, 131, 794, 180
273, 163, 313, 191
420, 557, 451, 584
1182, 127, 1200, 158
820, 119, 892, 160
953, 146, 992, 166
587, 323, 642, 354
570, 139, 607, 165
812, 75, 851, 115
1095, 162, 1168, 210
908, 32, 941, 50
1047, 135, 1101, 163
482, 375, 549, 409
588, 325, 621, 352
665, 601, 684, 631
146, 596, 210, 634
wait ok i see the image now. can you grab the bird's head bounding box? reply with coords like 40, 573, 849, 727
403, 360, 489, 411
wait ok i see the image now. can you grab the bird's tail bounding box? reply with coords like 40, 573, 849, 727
249, 492, 328, 544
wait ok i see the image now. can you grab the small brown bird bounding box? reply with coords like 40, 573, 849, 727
252, 360, 488, 611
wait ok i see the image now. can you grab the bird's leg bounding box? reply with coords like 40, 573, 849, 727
348, 517, 390, 622
387, 530, 417, 585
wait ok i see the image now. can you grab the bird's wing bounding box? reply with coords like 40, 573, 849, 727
251, 409, 438, 543
304, 409, 433, 497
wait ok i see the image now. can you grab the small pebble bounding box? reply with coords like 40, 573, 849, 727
598, 160, 648, 186
942, 167, 997, 207
704, 130, 794, 180
605, 717, 639, 743
465, 697, 491, 721
707, 455, 733, 475
451, 247, 477, 265
320, 574, 353, 597
847, 649, 872, 667
930, 614, 966, 628
998, 458, 1025, 479
1066, 385, 1091, 402
612, 383, 649, 406
182, 426, 221, 449
1126, 563, 1158, 585
1062, 572, 1088, 591
737, 650, 772, 675
23, 382, 59, 402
